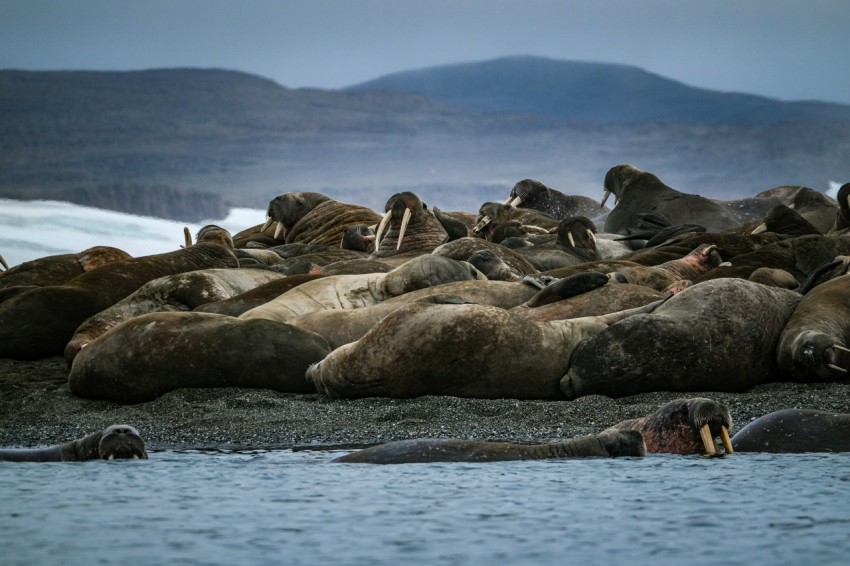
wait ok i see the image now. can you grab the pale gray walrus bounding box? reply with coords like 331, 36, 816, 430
306, 299, 661, 400
239, 254, 483, 324
0, 425, 147, 462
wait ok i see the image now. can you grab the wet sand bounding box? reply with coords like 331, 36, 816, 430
1, 356, 848, 451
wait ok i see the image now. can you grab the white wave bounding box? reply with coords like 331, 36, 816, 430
0, 199, 265, 268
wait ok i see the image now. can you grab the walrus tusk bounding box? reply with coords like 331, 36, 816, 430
699, 424, 717, 455
587, 230, 597, 243
471, 216, 491, 234
508, 196, 522, 207
396, 207, 412, 250
720, 426, 734, 454
567, 232, 576, 247
261, 217, 274, 232
600, 190, 611, 209
751, 223, 768, 234
274, 221, 285, 240
832, 344, 850, 354
182, 227, 192, 249
827, 364, 847, 373
0, 254, 7, 271
374, 210, 391, 246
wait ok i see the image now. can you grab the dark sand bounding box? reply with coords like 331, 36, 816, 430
2, 356, 849, 452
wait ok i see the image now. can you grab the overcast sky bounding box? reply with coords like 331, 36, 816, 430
2, 0, 849, 104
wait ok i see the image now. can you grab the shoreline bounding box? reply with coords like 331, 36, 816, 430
2, 356, 849, 451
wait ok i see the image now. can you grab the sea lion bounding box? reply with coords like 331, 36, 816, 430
507, 179, 608, 219
776, 273, 850, 381
0, 225, 239, 360
0, 246, 132, 290
602, 164, 740, 234
0, 425, 147, 462
370, 192, 448, 263
239, 254, 482, 324
332, 429, 645, 464
69, 311, 331, 403
605, 398, 734, 455
561, 278, 802, 399
260, 192, 382, 247
306, 300, 660, 400
64, 268, 285, 364
731, 409, 850, 453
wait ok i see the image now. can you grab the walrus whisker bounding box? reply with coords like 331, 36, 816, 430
374, 210, 391, 246
827, 364, 847, 373
396, 207, 412, 251
699, 424, 717, 455
833, 344, 850, 354
720, 426, 734, 454
0, 254, 8, 271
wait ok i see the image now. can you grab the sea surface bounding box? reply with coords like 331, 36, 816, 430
1, 450, 849, 565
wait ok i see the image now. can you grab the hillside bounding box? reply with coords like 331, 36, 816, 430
348, 56, 850, 124
1, 61, 849, 221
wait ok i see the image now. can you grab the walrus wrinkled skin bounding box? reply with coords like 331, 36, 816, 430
606, 398, 734, 455
307, 300, 659, 400
69, 312, 331, 403
261, 192, 382, 247
731, 409, 850, 453
371, 192, 448, 262
776, 273, 850, 381
332, 429, 645, 464
0, 246, 132, 290
0, 425, 147, 462
239, 254, 483, 323
513, 281, 663, 322
65, 268, 285, 364
0, 226, 239, 360
561, 279, 802, 399
602, 164, 740, 234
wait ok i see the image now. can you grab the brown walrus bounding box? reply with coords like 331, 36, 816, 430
0, 246, 132, 290
0, 425, 147, 462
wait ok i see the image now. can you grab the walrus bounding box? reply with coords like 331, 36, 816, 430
0, 246, 132, 290
0, 425, 147, 462
64, 268, 285, 364
331, 429, 645, 464
513, 280, 664, 322
601, 164, 740, 234
731, 409, 850, 453
831, 183, 850, 232
605, 398, 734, 455
0, 225, 239, 360
69, 311, 332, 403
370, 192, 449, 263
433, 237, 539, 278
259, 192, 382, 247
561, 278, 802, 399
239, 254, 483, 324
291, 279, 540, 349
472, 201, 559, 241
192, 273, 326, 316
776, 273, 850, 381
306, 299, 660, 400
507, 179, 609, 219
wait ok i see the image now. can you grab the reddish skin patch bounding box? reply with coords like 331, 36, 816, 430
610, 398, 733, 455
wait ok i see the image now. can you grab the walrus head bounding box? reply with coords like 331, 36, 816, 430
98, 425, 148, 460
195, 225, 234, 250
262, 192, 331, 240
625, 398, 734, 456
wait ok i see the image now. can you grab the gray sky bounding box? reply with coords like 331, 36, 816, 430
2, 0, 849, 104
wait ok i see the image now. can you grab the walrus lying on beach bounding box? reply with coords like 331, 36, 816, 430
0, 425, 147, 462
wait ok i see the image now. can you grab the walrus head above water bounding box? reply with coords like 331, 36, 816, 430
96, 425, 148, 460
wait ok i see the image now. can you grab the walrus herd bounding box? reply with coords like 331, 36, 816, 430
2, 167, 850, 460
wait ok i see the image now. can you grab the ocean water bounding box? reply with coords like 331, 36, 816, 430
1, 450, 849, 566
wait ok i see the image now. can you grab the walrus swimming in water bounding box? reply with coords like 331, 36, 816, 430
731, 408, 850, 453
0, 425, 147, 462
332, 429, 645, 464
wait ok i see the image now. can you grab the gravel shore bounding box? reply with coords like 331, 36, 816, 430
1, 356, 849, 451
